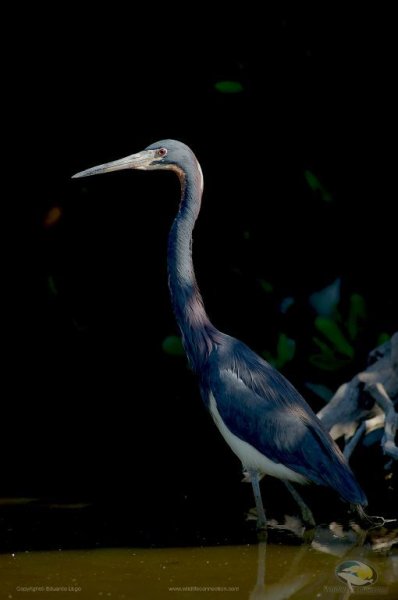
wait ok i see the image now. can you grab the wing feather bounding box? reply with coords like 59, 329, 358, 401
205, 336, 367, 505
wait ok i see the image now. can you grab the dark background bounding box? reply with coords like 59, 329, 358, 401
3, 7, 397, 548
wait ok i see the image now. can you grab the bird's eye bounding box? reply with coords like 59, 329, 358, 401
156, 148, 167, 158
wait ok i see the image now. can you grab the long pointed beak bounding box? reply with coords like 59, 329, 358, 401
72, 149, 155, 179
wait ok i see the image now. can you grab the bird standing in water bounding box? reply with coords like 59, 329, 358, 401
73, 139, 367, 529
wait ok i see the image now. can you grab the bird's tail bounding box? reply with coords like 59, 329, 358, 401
352, 503, 370, 522
319, 445, 368, 507
310, 423, 368, 506
353, 503, 368, 520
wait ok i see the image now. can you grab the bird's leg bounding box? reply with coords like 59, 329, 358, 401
283, 481, 316, 527
248, 469, 267, 529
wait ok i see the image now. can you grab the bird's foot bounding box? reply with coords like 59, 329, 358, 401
268, 514, 307, 538
246, 507, 267, 532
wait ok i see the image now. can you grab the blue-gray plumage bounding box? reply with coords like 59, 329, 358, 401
72, 139, 367, 528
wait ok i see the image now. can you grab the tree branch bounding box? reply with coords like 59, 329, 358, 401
317, 332, 398, 461
364, 382, 398, 460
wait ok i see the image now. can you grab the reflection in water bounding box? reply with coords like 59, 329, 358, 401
0, 523, 397, 599
250, 542, 312, 599
251, 522, 398, 599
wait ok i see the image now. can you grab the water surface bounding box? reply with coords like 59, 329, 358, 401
1, 525, 397, 599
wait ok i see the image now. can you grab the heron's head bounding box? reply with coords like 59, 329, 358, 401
72, 139, 200, 182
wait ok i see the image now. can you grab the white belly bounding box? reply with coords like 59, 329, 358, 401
209, 393, 306, 484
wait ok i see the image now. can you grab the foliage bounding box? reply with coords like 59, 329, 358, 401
214, 80, 243, 94
310, 293, 366, 371
263, 333, 296, 369
162, 335, 185, 357
304, 170, 333, 203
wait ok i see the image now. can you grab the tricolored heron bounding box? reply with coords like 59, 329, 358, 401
73, 139, 367, 529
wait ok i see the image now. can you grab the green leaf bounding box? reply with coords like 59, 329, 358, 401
346, 293, 367, 340
312, 336, 336, 359
280, 297, 295, 314
259, 279, 274, 293
263, 333, 295, 369
48, 275, 58, 296
309, 277, 341, 316
315, 317, 354, 358
262, 350, 277, 368
214, 80, 243, 93
304, 170, 333, 202
162, 335, 185, 356
304, 170, 322, 191
277, 333, 296, 364
377, 332, 391, 345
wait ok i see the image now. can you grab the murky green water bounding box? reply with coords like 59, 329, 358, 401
1, 529, 397, 599
1, 499, 397, 598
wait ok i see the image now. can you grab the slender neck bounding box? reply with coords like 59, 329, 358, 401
167, 163, 217, 371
